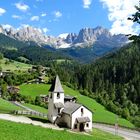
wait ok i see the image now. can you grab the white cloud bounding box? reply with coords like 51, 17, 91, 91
0, 8, 6, 16
83, 0, 92, 9
42, 28, 49, 34
12, 15, 22, 19
100, 0, 139, 35
30, 16, 39, 21
54, 11, 62, 18
41, 13, 47, 17
15, 2, 29, 12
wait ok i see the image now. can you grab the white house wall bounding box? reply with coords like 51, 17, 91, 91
71, 106, 92, 131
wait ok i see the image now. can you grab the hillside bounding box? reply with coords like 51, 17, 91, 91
0, 58, 32, 72
0, 33, 71, 66
19, 84, 134, 128
0, 98, 22, 113
54, 42, 140, 127
0, 119, 123, 140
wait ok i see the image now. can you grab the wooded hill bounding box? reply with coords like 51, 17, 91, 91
54, 42, 140, 127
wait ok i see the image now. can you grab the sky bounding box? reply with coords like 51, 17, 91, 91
0, 0, 139, 36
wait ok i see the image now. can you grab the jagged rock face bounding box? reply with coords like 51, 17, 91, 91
76, 28, 96, 43
14, 26, 48, 44
65, 33, 77, 44
75, 27, 112, 43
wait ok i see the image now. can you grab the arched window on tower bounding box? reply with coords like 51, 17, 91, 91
57, 92, 60, 99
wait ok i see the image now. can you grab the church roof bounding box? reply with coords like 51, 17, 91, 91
62, 102, 82, 115
49, 75, 64, 93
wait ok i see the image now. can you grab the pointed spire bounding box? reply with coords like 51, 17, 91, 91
49, 75, 64, 93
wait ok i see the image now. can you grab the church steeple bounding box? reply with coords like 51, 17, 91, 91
49, 75, 64, 93
48, 75, 65, 123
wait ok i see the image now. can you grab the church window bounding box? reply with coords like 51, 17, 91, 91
86, 123, 89, 127
57, 92, 60, 98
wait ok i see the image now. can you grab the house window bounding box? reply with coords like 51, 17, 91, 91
81, 108, 84, 116
74, 124, 77, 129
57, 92, 60, 98
86, 123, 89, 127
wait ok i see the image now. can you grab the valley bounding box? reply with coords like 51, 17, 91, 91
0, 2, 140, 139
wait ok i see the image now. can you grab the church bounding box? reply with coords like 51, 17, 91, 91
47, 75, 92, 131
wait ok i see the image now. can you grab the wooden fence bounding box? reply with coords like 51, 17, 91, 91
14, 110, 47, 118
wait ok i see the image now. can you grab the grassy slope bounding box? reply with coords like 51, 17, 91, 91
0, 119, 123, 140
0, 58, 32, 72
19, 84, 134, 128
23, 103, 48, 114
20, 84, 50, 99
0, 98, 22, 113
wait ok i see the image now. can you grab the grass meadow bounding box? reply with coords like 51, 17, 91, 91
0, 58, 32, 72
0, 119, 123, 140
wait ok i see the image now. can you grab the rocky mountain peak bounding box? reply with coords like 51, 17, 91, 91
65, 33, 77, 44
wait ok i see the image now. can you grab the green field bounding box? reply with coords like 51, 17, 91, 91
0, 98, 22, 113
19, 84, 134, 128
20, 84, 50, 99
0, 58, 32, 72
23, 103, 48, 114
0, 119, 123, 140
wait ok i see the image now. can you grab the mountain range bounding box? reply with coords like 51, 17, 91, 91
0, 25, 129, 62
0, 25, 128, 48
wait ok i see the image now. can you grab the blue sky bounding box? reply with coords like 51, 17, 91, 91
0, 0, 139, 36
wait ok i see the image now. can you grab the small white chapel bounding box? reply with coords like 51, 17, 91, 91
47, 75, 92, 131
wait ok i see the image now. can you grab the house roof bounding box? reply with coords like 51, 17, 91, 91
49, 75, 64, 93
62, 102, 82, 115
76, 117, 90, 123
54, 102, 64, 108
64, 95, 77, 100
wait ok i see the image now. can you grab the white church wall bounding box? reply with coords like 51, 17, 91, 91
53, 92, 64, 104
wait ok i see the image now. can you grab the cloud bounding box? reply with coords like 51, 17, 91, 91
0, 8, 6, 16
12, 15, 22, 19
41, 13, 47, 17
54, 11, 62, 18
15, 2, 29, 12
83, 0, 92, 8
42, 28, 49, 34
30, 16, 39, 21
100, 0, 139, 35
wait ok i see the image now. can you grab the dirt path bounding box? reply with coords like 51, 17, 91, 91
0, 114, 63, 130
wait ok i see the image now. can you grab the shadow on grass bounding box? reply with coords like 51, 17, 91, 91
28, 116, 50, 123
